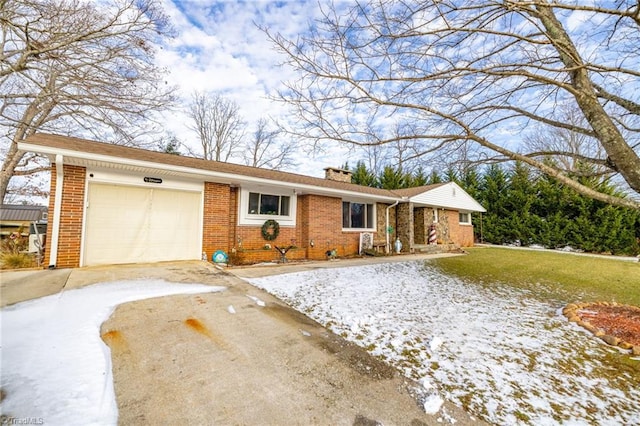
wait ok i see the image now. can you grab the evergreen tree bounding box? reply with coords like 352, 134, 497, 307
530, 173, 572, 248
161, 141, 181, 155
444, 167, 459, 185
470, 160, 640, 255
402, 171, 415, 188
459, 167, 482, 199
351, 161, 377, 187
412, 166, 428, 187
428, 170, 442, 184
477, 164, 511, 244
503, 162, 537, 245
378, 165, 406, 189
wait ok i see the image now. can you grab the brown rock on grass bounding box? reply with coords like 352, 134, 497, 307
601, 335, 620, 346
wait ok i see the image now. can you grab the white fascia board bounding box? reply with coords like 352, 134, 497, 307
19, 142, 400, 203
409, 182, 486, 212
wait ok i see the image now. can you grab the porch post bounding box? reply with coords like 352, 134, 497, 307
396, 202, 414, 253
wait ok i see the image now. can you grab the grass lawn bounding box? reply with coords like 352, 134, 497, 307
431, 246, 640, 306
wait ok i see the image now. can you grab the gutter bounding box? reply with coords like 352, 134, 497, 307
18, 142, 401, 203
48, 154, 63, 268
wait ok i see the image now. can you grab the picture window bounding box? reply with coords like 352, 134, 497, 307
342, 201, 374, 229
248, 192, 290, 216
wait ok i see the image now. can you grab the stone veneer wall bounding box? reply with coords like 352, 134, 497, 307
395, 205, 464, 250
435, 208, 452, 244
396, 202, 413, 252
414, 207, 426, 244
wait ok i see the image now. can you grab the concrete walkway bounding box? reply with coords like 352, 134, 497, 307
1, 255, 482, 425
1, 267, 72, 307
475, 243, 640, 262
0, 253, 462, 307
230, 252, 461, 278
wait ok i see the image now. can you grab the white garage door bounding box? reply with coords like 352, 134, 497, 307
83, 183, 202, 266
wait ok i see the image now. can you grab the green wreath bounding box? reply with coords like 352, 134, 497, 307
261, 219, 280, 241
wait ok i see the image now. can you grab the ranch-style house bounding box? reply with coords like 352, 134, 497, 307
19, 134, 486, 268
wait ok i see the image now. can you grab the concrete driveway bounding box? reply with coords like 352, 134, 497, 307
1, 256, 482, 425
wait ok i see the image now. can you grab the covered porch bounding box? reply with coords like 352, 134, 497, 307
390, 182, 486, 254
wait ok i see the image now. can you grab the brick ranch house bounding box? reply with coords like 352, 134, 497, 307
19, 134, 486, 268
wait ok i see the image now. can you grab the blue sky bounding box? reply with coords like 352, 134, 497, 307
154, 1, 639, 183
156, 0, 352, 176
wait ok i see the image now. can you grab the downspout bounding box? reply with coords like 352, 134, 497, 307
48, 154, 63, 268
386, 198, 403, 254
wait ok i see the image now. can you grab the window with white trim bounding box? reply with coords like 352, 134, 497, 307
342, 201, 375, 229
459, 212, 471, 225
248, 192, 290, 216
238, 187, 296, 226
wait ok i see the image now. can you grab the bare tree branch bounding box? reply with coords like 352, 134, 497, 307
0, 0, 176, 201
267, 0, 640, 209
243, 117, 296, 170
186, 91, 245, 162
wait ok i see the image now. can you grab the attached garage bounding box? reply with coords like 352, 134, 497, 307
83, 182, 203, 266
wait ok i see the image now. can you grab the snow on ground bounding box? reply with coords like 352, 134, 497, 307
248, 261, 640, 425
0, 280, 224, 425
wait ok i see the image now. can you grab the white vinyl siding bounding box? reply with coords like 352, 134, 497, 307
409, 182, 486, 212
83, 183, 201, 266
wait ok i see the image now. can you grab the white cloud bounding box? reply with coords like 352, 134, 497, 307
154, 0, 355, 175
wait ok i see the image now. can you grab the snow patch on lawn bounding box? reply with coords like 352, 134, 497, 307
248, 261, 640, 425
0, 280, 224, 424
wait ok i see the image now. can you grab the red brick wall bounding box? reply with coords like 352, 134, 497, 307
202, 182, 232, 258
234, 225, 305, 264
228, 187, 238, 250
44, 164, 86, 268
232, 192, 304, 263
302, 194, 359, 260
227, 193, 362, 264
445, 210, 475, 247
207, 188, 307, 264
46, 169, 406, 267
298, 195, 309, 253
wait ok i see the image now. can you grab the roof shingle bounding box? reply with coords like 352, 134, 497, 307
24, 133, 412, 199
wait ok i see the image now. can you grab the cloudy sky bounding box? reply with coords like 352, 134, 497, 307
155, 0, 354, 177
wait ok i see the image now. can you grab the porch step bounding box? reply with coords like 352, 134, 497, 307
413, 243, 460, 254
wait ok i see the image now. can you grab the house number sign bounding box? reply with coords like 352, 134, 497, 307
144, 177, 163, 184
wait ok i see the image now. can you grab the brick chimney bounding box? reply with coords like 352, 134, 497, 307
324, 167, 352, 183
